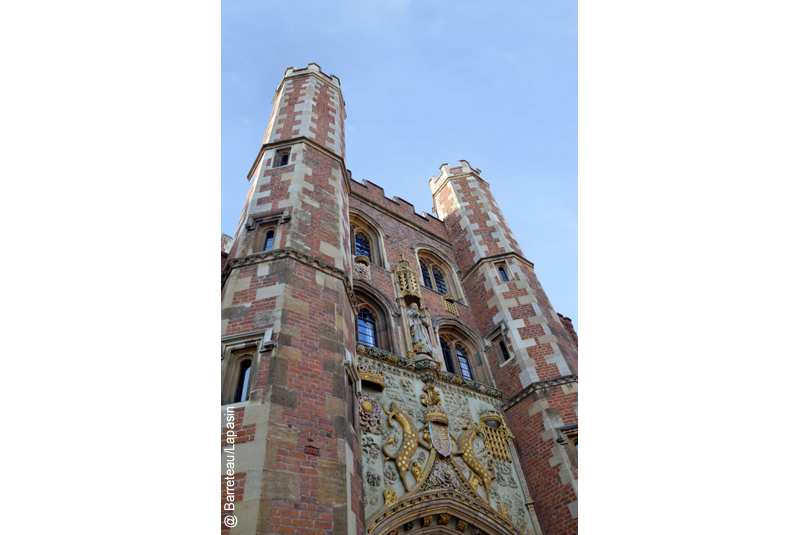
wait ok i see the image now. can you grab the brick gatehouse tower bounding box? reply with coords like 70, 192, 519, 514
221, 63, 578, 535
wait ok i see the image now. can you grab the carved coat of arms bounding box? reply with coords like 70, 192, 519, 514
428, 421, 452, 457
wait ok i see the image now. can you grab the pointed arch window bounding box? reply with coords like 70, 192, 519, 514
440, 337, 456, 375
357, 309, 377, 347
455, 345, 473, 380
235, 359, 252, 402
355, 232, 371, 260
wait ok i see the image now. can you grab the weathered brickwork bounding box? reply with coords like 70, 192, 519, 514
505, 383, 578, 535
222, 64, 577, 535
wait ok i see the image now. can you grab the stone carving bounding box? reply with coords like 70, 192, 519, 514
407, 303, 432, 356
389, 530, 398, 535
472, 530, 483, 535
493, 459, 518, 488
382, 402, 431, 492
452, 422, 495, 494
457, 519, 468, 532
358, 392, 381, 432
368, 493, 379, 508
430, 460, 460, 490
362, 436, 381, 464
384, 489, 398, 507
500, 506, 509, 520
423, 516, 433, 527
384, 465, 398, 483
438, 513, 451, 525
469, 473, 480, 491
400, 378, 414, 394
366, 470, 381, 487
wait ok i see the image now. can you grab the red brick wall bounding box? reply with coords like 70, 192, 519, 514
506, 388, 578, 535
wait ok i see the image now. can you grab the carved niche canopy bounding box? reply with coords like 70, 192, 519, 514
394, 255, 422, 307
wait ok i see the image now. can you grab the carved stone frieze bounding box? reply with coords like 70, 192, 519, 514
358, 392, 381, 432
362, 436, 381, 464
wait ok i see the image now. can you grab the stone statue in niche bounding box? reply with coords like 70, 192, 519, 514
407, 303, 433, 358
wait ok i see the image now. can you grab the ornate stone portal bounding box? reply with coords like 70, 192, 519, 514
357, 346, 534, 535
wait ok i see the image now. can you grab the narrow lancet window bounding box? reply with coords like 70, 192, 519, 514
499, 266, 509, 282
420, 262, 433, 289
355, 232, 371, 260
264, 230, 274, 251
455, 345, 473, 380
433, 267, 447, 294
357, 309, 376, 347
440, 337, 456, 374
235, 359, 252, 402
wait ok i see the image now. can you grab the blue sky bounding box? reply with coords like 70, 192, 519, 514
222, 0, 578, 332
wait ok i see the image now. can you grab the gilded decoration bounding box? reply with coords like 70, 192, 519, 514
442, 295, 459, 317
356, 364, 386, 392
394, 255, 422, 307
500, 506, 509, 520
382, 402, 431, 492
452, 423, 495, 494
420, 384, 441, 407
438, 513, 451, 525
389, 529, 398, 535
358, 391, 381, 432
357, 349, 535, 535
423, 516, 433, 527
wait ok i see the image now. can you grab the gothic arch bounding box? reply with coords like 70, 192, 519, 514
434, 318, 494, 387
350, 209, 388, 269
353, 282, 399, 354
367, 492, 524, 535
413, 244, 466, 303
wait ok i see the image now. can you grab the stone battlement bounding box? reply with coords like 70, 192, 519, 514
282, 62, 341, 87
348, 176, 449, 240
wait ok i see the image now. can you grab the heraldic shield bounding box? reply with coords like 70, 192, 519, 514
428, 421, 452, 457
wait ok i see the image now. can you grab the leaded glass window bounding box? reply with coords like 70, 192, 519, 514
440, 337, 456, 374
420, 261, 432, 289
433, 267, 447, 294
357, 309, 376, 347
355, 232, 371, 260
455, 345, 473, 380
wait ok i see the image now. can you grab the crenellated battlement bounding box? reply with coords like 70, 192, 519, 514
429, 160, 486, 193
282, 62, 341, 87
348, 177, 449, 240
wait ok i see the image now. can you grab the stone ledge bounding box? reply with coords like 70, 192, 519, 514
502, 374, 578, 411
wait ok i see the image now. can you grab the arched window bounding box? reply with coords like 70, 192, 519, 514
455, 345, 473, 380
235, 359, 252, 402
416, 248, 465, 302
420, 261, 433, 290
440, 337, 456, 374
498, 340, 511, 362
437, 326, 491, 385
350, 212, 386, 268
264, 230, 274, 251
433, 267, 447, 294
355, 232, 371, 260
498, 265, 509, 282
357, 309, 377, 347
